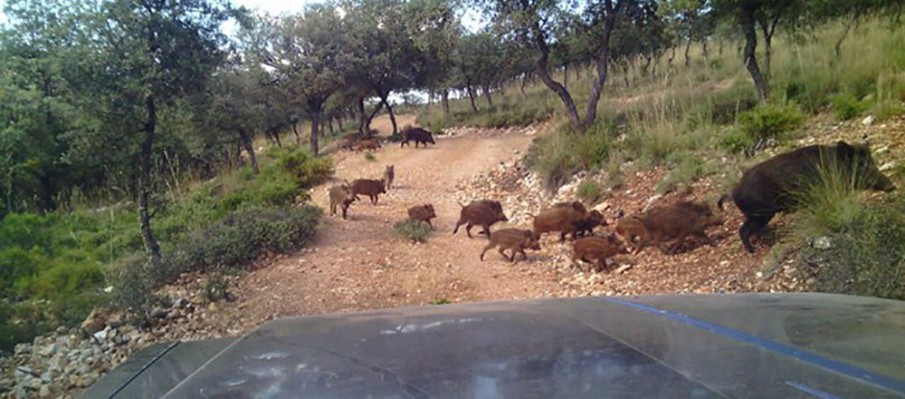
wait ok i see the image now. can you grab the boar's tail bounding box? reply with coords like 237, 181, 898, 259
717, 194, 731, 211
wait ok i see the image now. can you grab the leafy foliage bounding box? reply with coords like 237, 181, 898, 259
737, 103, 805, 143
394, 219, 432, 243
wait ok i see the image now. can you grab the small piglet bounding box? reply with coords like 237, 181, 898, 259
408, 204, 437, 229
480, 228, 541, 263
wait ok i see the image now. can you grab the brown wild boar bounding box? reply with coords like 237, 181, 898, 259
573, 210, 607, 237
401, 127, 436, 148
572, 235, 629, 273
408, 204, 437, 229
383, 165, 395, 190
338, 134, 360, 151
480, 228, 541, 263
621, 201, 724, 255
453, 200, 508, 238
615, 215, 647, 249
355, 139, 381, 152
532, 203, 589, 242
350, 179, 386, 205
328, 184, 356, 219
719, 141, 895, 253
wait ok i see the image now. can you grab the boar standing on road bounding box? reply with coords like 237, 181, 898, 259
328, 184, 357, 219
383, 165, 395, 190
350, 179, 386, 205
480, 228, 541, 263
401, 127, 436, 148
453, 200, 508, 238
408, 204, 437, 229
572, 235, 629, 273
719, 141, 895, 253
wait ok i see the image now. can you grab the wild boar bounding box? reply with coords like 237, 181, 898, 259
328, 184, 356, 219
401, 127, 436, 148
572, 235, 629, 273
383, 165, 395, 190
408, 204, 437, 229
356, 139, 381, 152
621, 201, 724, 255
573, 210, 607, 237
719, 141, 895, 253
350, 179, 386, 205
532, 203, 589, 242
338, 134, 360, 151
480, 228, 541, 263
453, 200, 508, 238
615, 215, 648, 249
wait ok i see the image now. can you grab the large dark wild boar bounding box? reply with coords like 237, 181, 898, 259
350, 179, 386, 205
383, 165, 395, 190
480, 228, 541, 263
572, 235, 629, 272
621, 201, 723, 255
453, 200, 508, 238
401, 127, 436, 148
532, 203, 589, 242
719, 141, 895, 253
328, 184, 356, 219
408, 204, 437, 229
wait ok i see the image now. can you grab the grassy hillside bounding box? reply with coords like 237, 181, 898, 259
418, 18, 905, 300
0, 147, 330, 350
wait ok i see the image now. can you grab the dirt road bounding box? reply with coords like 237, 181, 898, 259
219, 122, 563, 333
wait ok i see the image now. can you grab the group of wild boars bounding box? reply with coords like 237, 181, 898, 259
355, 139, 382, 152
572, 235, 630, 272
720, 141, 895, 253
328, 183, 357, 219
480, 228, 541, 263
408, 204, 437, 229
532, 201, 592, 242
400, 127, 436, 148
453, 200, 508, 238
350, 178, 386, 205
383, 165, 395, 190
616, 200, 723, 255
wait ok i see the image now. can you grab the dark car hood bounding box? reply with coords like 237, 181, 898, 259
82, 293, 905, 398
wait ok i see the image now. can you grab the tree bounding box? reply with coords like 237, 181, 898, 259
479, 0, 634, 132
243, 7, 349, 156
72, 0, 236, 259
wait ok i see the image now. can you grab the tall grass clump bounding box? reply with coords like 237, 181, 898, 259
736, 102, 805, 145
524, 120, 614, 189
792, 156, 903, 299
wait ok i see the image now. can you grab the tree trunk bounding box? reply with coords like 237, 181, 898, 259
834, 17, 857, 59
718, 40, 724, 57
684, 38, 692, 67
483, 86, 493, 107
563, 64, 569, 90
327, 118, 335, 135
466, 85, 479, 112
519, 75, 528, 97
702, 38, 709, 60
440, 89, 450, 116
742, 7, 770, 101
237, 128, 259, 175
357, 97, 368, 135
530, 19, 581, 131
582, 0, 616, 131
309, 110, 321, 156
271, 128, 282, 147
668, 45, 676, 67
380, 96, 398, 135
292, 122, 301, 145
336, 115, 344, 131
139, 95, 161, 260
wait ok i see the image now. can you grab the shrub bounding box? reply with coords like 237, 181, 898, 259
394, 219, 432, 243
577, 180, 605, 204
869, 99, 905, 122
829, 93, 867, 121
202, 273, 232, 303
171, 206, 321, 277
792, 157, 870, 238
737, 102, 805, 143
364, 153, 376, 162
719, 128, 754, 155
108, 254, 167, 326
657, 154, 708, 194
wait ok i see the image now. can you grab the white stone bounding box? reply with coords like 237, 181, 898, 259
813, 236, 832, 250
861, 115, 875, 126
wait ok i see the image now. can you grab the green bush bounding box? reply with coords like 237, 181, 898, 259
394, 219, 432, 243
171, 205, 321, 276
829, 93, 867, 121
657, 154, 708, 194
108, 254, 167, 326
364, 153, 376, 162
869, 98, 905, 122
576, 180, 605, 204
737, 102, 806, 143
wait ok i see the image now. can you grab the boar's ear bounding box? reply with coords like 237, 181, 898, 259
836, 141, 855, 159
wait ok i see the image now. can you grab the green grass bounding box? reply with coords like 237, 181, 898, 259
576, 180, 605, 204
0, 146, 330, 350
394, 219, 432, 243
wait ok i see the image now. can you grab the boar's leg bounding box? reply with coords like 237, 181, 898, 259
453, 219, 465, 235
481, 225, 492, 237
465, 223, 474, 238
497, 247, 510, 261
695, 231, 717, 247
341, 205, 348, 220
426, 220, 433, 230
739, 216, 770, 253
479, 242, 496, 261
